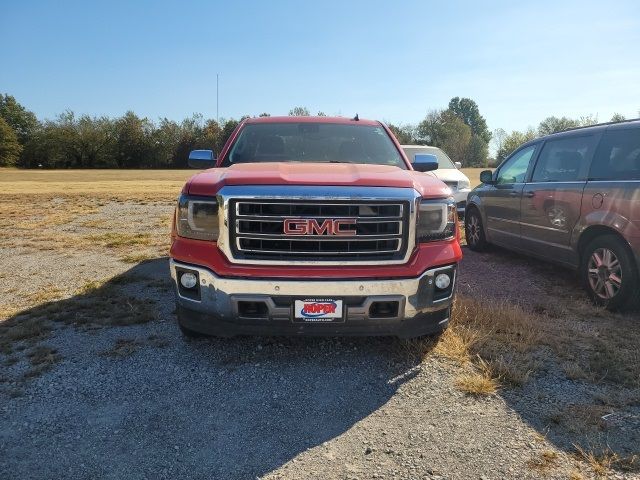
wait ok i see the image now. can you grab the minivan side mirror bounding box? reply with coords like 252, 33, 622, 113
188, 150, 216, 169
454, 161, 462, 169
412, 153, 439, 172
480, 170, 495, 185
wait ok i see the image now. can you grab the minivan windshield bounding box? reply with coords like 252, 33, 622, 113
223, 122, 407, 169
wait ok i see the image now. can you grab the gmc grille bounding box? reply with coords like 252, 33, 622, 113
229, 200, 409, 261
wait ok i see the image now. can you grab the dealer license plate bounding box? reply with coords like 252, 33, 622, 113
294, 298, 344, 323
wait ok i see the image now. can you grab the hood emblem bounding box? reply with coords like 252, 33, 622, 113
284, 218, 357, 236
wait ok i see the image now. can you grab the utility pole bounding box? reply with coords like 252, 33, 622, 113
216, 74, 219, 125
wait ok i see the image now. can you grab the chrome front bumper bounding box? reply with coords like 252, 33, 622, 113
170, 259, 456, 338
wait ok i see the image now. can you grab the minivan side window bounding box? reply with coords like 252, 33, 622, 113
590, 128, 640, 180
532, 135, 597, 182
496, 145, 536, 184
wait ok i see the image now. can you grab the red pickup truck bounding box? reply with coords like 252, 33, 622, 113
170, 116, 462, 338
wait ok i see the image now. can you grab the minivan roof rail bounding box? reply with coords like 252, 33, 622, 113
555, 117, 640, 135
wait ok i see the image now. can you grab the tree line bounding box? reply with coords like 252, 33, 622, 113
490, 112, 628, 164
0, 94, 244, 169
0, 93, 631, 168
387, 97, 492, 167
387, 101, 630, 167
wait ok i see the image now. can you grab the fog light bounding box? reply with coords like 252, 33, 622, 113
435, 273, 451, 290
180, 272, 198, 289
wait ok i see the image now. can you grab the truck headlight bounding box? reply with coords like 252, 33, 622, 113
416, 198, 456, 242
176, 194, 220, 241
458, 179, 470, 190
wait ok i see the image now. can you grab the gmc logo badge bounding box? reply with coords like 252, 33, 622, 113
283, 218, 357, 236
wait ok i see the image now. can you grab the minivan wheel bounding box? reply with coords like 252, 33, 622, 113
464, 208, 488, 251
581, 234, 639, 311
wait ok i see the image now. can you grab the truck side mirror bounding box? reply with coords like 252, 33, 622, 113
188, 150, 216, 169
480, 170, 495, 185
412, 154, 438, 172
454, 161, 462, 169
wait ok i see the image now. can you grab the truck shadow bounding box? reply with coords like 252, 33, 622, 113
0, 258, 434, 479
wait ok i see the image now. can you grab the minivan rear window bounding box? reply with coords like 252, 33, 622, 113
590, 128, 640, 180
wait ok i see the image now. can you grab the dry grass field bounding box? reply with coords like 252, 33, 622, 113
460, 167, 485, 188
0, 167, 194, 196
0, 167, 485, 192
0, 167, 638, 478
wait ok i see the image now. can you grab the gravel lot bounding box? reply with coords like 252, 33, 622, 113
0, 197, 638, 479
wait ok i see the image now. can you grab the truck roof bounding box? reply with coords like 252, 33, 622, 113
244, 116, 381, 127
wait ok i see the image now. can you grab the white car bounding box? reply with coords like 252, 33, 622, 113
401, 145, 471, 215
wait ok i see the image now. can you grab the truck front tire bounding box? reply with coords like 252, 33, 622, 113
177, 308, 205, 339
178, 321, 204, 339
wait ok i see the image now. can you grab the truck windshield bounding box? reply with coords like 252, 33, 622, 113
223, 122, 407, 169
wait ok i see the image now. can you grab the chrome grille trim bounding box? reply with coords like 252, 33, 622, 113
236, 202, 404, 218
233, 200, 405, 258
236, 243, 402, 255
235, 218, 404, 236
214, 185, 421, 266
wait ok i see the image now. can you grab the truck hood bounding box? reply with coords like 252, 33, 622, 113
187, 162, 451, 199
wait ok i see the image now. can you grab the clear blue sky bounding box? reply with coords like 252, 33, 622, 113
2, 0, 639, 138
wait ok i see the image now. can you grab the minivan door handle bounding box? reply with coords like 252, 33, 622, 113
524, 191, 535, 198
509, 191, 519, 197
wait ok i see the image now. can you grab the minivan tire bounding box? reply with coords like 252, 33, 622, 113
464, 207, 488, 252
580, 234, 639, 311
